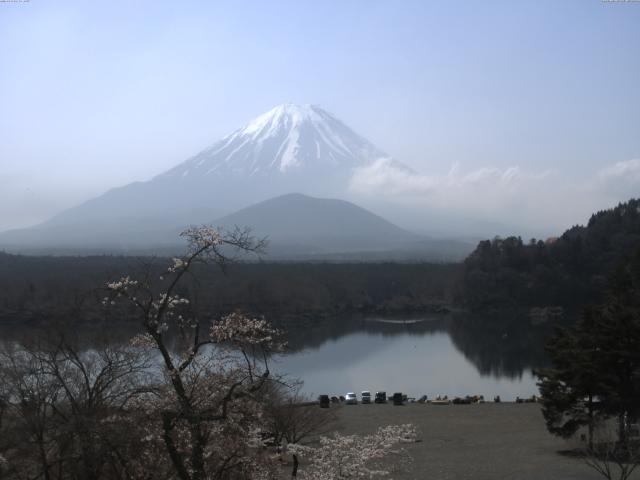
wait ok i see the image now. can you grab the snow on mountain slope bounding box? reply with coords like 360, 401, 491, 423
159, 104, 397, 179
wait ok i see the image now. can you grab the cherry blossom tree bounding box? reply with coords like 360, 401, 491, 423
289, 424, 417, 479
104, 226, 284, 480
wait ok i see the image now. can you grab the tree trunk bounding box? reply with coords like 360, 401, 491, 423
588, 394, 594, 450
618, 412, 628, 447
190, 423, 206, 480
291, 454, 298, 478
162, 414, 191, 480
38, 437, 51, 480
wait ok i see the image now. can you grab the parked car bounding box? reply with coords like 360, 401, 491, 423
393, 392, 404, 405
345, 392, 357, 404
375, 391, 387, 403
361, 391, 372, 404
452, 396, 472, 405
318, 395, 330, 408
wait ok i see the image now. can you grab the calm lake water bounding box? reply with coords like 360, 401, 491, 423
274, 315, 542, 401
0, 313, 547, 401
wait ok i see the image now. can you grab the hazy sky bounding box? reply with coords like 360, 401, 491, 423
1, 0, 639, 232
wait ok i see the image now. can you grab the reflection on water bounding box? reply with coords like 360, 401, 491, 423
0, 312, 550, 401
277, 313, 548, 401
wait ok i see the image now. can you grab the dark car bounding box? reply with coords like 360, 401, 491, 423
452, 396, 472, 405
318, 395, 330, 408
374, 391, 387, 403
393, 392, 404, 405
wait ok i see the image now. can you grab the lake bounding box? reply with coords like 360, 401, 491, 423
0, 312, 548, 401
274, 314, 543, 401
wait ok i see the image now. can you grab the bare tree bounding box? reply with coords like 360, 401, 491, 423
0, 328, 153, 480
262, 383, 339, 478
0, 341, 61, 480
263, 384, 338, 448
582, 423, 640, 480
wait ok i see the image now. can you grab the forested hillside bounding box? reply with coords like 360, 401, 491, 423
0, 253, 459, 327
460, 198, 640, 311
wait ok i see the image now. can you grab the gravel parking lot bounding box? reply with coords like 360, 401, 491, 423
323, 402, 633, 480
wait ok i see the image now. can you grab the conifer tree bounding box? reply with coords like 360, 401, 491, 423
537, 248, 640, 447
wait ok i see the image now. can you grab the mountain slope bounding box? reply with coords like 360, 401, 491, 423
210, 193, 474, 260
212, 193, 418, 254
42, 104, 411, 228
0, 104, 421, 253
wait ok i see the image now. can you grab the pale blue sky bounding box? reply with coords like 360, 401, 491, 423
1, 0, 639, 231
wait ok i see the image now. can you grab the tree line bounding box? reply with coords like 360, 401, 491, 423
460, 198, 640, 312
0, 253, 459, 329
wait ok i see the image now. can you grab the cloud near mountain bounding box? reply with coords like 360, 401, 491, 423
349, 160, 550, 197
349, 155, 640, 234
595, 159, 640, 196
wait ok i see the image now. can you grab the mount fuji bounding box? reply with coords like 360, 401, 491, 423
161, 103, 410, 186
0, 104, 473, 258
47, 103, 411, 225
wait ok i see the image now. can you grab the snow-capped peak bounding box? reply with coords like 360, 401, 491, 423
241, 104, 320, 135
28, 103, 416, 234
160, 103, 396, 179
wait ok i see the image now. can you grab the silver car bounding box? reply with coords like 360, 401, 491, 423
345, 392, 357, 404
361, 391, 372, 404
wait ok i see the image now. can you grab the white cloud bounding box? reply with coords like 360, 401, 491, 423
597, 158, 640, 180
594, 159, 640, 197
349, 158, 640, 235
350, 160, 551, 198
348, 158, 439, 196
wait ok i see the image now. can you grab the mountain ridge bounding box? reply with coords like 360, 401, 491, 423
212, 192, 418, 251
0, 191, 474, 260
33, 104, 411, 229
